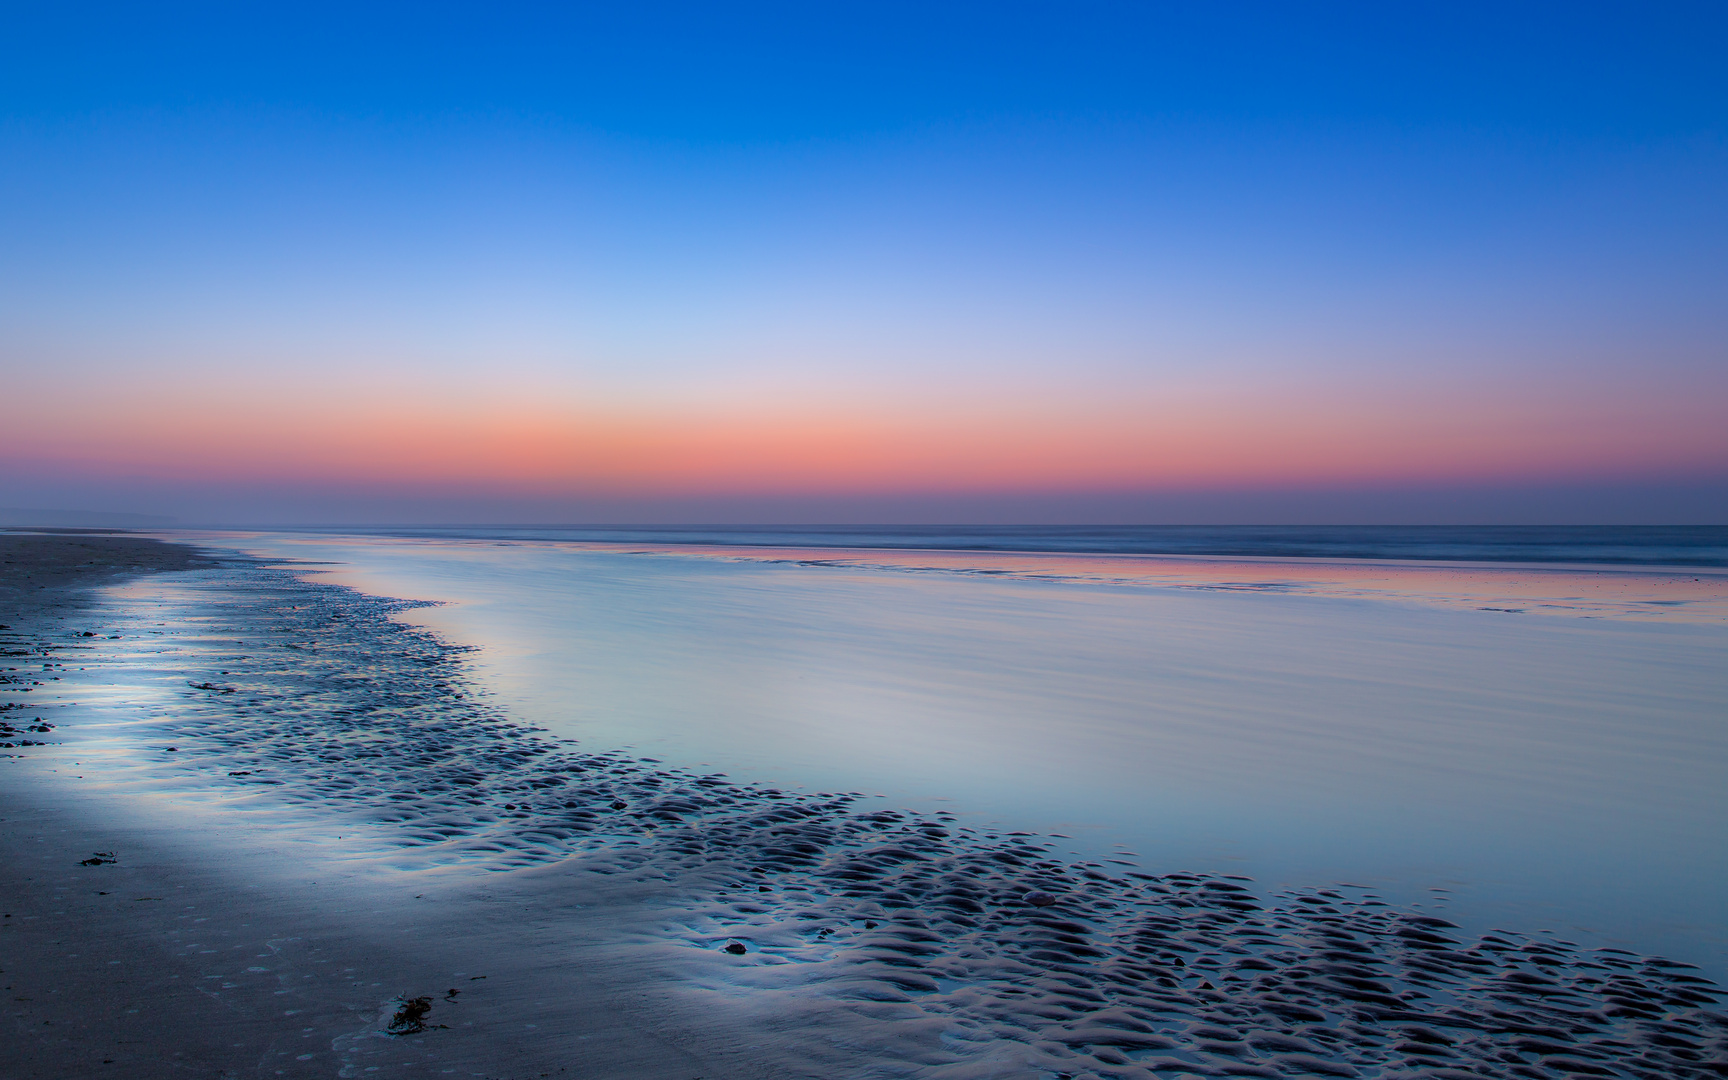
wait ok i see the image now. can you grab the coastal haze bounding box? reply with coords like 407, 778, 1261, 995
4, 4, 1727, 1080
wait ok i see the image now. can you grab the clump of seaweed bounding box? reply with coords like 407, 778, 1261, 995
384, 995, 444, 1035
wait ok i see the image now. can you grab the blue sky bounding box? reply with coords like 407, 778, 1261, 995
9, 3, 1722, 138
2, 2, 1725, 523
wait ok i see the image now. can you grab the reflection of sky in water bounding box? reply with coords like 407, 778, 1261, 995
202, 534, 1728, 975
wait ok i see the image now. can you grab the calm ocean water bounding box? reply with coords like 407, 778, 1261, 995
295, 524, 1728, 566
200, 529, 1728, 981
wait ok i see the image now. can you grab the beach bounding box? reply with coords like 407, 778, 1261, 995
4, 530, 1726, 1079
2, 533, 770, 1078
9, 6, 1725, 1076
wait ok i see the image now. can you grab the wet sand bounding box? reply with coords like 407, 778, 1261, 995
0, 533, 770, 1079
0, 530, 218, 618
582, 541, 1728, 622
4, 532, 1726, 1078
0, 787, 742, 1079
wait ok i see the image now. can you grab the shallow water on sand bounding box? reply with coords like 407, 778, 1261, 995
187, 532, 1728, 980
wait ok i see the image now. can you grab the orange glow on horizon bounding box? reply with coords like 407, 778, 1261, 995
7, 367, 1724, 496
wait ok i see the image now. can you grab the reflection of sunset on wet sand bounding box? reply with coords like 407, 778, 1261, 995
585, 543, 1728, 623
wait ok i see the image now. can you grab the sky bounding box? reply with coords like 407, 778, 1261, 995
2, 1, 1725, 524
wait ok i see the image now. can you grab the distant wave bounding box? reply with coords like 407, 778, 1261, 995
293, 524, 1728, 567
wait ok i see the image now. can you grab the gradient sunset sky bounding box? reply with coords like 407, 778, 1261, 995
3, 2, 1725, 524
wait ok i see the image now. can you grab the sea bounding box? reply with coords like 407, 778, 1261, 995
284, 523, 1728, 566
157, 522, 1727, 980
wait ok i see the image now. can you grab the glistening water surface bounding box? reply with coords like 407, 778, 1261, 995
208, 532, 1728, 979
291, 524, 1728, 567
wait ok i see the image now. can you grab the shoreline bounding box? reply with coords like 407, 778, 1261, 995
1, 533, 765, 1079
5, 532, 1725, 1079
